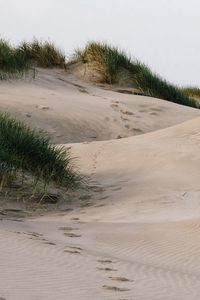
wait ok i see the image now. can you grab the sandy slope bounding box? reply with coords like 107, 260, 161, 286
0, 68, 199, 143
1, 69, 200, 300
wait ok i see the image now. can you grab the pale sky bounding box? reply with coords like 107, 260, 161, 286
0, 0, 199, 86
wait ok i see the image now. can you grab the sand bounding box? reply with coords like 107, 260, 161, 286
0, 68, 200, 299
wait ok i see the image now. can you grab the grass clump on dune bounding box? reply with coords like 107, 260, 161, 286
0, 39, 66, 80
18, 39, 66, 68
75, 42, 133, 84
75, 42, 200, 109
181, 87, 200, 100
0, 39, 30, 79
0, 113, 80, 191
133, 63, 200, 108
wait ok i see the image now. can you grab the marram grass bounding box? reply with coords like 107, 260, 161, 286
0, 113, 80, 190
0, 39, 30, 79
132, 63, 200, 108
75, 42, 200, 109
0, 38, 66, 79
75, 42, 133, 83
18, 39, 66, 68
181, 87, 200, 100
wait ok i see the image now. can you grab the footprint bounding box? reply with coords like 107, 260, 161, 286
64, 233, 81, 238
26, 232, 52, 244
121, 116, 129, 121
68, 246, 83, 251
117, 135, 124, 139
27, 232, 47, 242
64, 249, 80, 254
120, 110, 133, 116
131, 128, 143, 134
102, 285, 130, 292
97, 267, 117, 272
110, 103, 119, 110
97, 259, 113, 264
124, 124, 130, 129
40, 106, 50, 110
27, 232, 43, 238
28, 237, 45, 241
91, 145, 105, 175
44, 242, 56, 246
109, 277, 133, 282
59, 227, 78, 231
64, 246, 83, 254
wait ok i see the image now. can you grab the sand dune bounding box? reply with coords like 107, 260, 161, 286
1, 69, 200, 299
0, 68, 199, 143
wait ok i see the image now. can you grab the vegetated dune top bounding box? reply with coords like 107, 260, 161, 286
0, 67, 199, 144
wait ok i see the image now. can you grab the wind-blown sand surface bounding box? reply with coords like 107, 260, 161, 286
1, 69, 200, 299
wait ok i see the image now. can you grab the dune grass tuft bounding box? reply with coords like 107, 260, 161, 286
0, 39, 30, 79
181, 87, 200, 100
0, 113, 80, 191
0, 39, 66, 80
132, 63, 200, 108
18, 39, 66, 68
75, 42, 133, 84
75, 42, 200, 109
